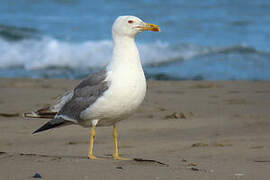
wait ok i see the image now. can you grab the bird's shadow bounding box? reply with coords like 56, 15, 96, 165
0, 151, 169, 166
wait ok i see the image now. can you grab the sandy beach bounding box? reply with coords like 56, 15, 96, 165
0, 78, 270, 180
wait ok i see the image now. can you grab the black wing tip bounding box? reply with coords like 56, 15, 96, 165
32, 122, 52, 134
32, 128, 43, 134
32, 121, 65, 134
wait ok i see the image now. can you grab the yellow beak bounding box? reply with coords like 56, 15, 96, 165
140, 23, 160, 32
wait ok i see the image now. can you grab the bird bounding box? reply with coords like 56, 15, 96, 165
24, 15, 160, 160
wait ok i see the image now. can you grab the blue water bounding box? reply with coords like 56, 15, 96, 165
0, 0, 270, 80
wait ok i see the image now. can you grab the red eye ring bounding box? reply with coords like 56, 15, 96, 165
128, 20, 134, 24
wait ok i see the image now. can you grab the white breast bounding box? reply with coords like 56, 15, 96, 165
81, 67, 146, 126
80, 34, 146, 126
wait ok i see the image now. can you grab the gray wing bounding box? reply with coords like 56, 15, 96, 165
32, 69, 109, 134
27, 70, 107, 119
50, 90, 74, 112
75, 69, 108, 90
24, 90, 73, 119
57, 69, 109, 122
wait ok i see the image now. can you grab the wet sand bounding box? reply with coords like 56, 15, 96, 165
0, 78, 270, 180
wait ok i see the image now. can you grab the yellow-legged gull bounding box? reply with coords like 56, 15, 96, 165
24, 15, 160, 160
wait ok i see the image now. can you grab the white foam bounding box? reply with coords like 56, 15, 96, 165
0, 37, 113, 69
2, 36, 268, 81
0, 37, 197, 70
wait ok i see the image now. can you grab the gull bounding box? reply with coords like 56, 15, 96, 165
24, 15, 160, 160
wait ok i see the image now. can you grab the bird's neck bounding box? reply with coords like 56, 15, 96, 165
107, 35, 142, 71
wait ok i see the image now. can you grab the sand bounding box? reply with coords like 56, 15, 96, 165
0, 78, 270, 180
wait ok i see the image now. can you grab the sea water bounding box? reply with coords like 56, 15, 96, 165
0, 0, 269, 80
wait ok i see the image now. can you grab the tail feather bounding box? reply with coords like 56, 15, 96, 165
24, 107, 57, 119
32, 117, 68, 134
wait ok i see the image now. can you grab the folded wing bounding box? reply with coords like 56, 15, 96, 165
27, 70, 109, 133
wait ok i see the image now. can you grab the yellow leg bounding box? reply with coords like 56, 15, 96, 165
113, 124, 131, 160
88, 125, 99, 160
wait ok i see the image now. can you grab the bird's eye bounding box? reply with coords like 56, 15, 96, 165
128, 20, 134, 24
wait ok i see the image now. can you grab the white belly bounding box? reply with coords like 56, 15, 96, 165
80, 68, 146, 126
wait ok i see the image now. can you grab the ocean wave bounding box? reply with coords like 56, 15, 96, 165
0, 37, 112, 69
1, 35, 266, 70
1, 35, 270, 80
0, 24, 41, 41
0, 36, 193, 69
146, 48, 270, 81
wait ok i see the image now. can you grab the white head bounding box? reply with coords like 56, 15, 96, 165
112, 15, 160, 39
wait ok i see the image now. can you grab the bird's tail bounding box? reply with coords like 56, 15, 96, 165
32, 117, 69, 134
23, 106, 57, 119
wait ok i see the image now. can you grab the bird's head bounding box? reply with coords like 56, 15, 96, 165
112, 16, 160, 38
